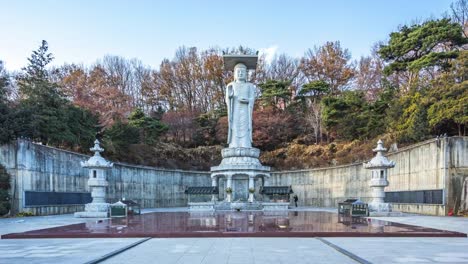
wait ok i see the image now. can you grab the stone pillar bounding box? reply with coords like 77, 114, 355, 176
263, 176, 269, 187
89, 169, 108, 203
248, 174, 255, 203
212, 177, 217, 187
371, 185, 386, 204
211, 177, 217, 202
226, 174, 232, 202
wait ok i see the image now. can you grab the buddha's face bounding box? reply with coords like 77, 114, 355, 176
234, 64, 247, 82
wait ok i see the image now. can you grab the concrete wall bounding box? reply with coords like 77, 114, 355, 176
0, 140, 210, 215
1, 137, 467, 216
270, 137, 468, 216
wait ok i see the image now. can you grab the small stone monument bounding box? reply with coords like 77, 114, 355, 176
364, 140, 395, 214
210, 54, 270, 209
75, 139, 113, 218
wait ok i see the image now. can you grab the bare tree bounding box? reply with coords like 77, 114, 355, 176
155, 46, 226, 113
300, 41, 355, 95
354, 44, 384, 100
451, 0, 468, 37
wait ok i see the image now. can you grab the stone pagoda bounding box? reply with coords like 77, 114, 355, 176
210, 54, 270, 209
75, 139, 113, 218
364, 139, 396, 214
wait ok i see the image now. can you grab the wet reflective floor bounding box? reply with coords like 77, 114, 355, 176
3, 211, 466, 238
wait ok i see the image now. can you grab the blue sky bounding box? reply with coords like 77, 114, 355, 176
0, 0, 453, 71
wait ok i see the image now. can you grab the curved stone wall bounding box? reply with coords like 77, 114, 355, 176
0, 140, 210, 215
0, 137, 466, 216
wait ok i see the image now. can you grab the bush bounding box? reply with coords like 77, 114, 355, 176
0, 165, 10, 216
16, 212, 34, 217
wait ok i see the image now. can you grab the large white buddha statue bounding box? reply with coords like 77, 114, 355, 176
225, 63, 256, 148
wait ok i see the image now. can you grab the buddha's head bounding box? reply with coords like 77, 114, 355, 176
234, 63, 247, 82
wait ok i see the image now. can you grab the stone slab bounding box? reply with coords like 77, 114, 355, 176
101, 238, 357, 264
326, 237, 468, 264
74, 211, 108, 218
262, 202, 290, 211
0, 238, 142, 264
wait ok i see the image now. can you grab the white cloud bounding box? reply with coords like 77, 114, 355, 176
258, 45, 278, 64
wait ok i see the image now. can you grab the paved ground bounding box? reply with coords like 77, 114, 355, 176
0, 214, 90, 236
371, 215, 468, 234
0, 238, 142, 264
327, 237, 468, 264
0, 207, 189, 236
0, 207, 467, 264
102, 238, 357, 264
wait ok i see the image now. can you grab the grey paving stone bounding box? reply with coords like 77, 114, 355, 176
327, 237, 468, 264
102, 238, 356, 264
0, 238, 141, 264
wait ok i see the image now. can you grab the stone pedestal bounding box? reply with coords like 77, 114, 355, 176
368, 202, 392, 213
75, 177, 109, 218
211, 147, 270, 209
75, 203, 109, 218
262, 202, 290, 211
188, 202, 215, 211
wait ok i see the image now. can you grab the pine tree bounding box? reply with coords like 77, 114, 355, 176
16, 40, 66, 144
0, 164, 11, 216
0, 61, 15, 144
16, 40, 98, 147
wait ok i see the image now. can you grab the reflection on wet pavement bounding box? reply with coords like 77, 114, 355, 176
3, 211, 466, 238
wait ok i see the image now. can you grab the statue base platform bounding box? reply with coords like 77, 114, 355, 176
210, 147, 270, 177
74, 203, 109, 218
187, 201, 289, 211
210, 147, 271, 211
188, 202, 215, 211
262, 202, 290, 211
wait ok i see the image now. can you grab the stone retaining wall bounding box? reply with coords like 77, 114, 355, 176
271, 137, 468, 215
0, 140, 210, 215
1, 137, 466, 216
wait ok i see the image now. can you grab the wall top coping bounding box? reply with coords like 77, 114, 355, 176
16, 139, 210, 175
271, 162, 363, 174
272, 137, 468, 174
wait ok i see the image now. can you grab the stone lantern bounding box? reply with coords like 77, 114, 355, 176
75, 139, 113, 218
364, 139, 395, 213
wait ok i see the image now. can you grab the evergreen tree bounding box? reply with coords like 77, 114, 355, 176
394, 92, 430, 143
128, 108, 168, 145
361, 83, 397, 139
379, 18, 467, 75
0, 60, 15, 144
103, 121, 140, 157
16, 40, 98, 147
322, 91, 369, 141
0, 164, 10, 216
427, 51, 468, 136
193, 112, 220, 146
16, 40, 68, 144
258, 80, 292, 109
